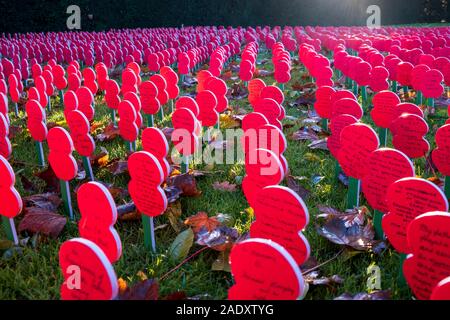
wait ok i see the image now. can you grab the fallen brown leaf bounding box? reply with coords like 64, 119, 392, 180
95, 123, 120, 142
118, 279, 159, 300
107, 160, 128, 175
185, 212, 219, 233
35, 166, 60, 192
165, 202, 184, 233
287, 175, 311, 200
315, 205, 385, 252
334, 290, 391, 300
18, 207, 66, 238
212, 181, 237, 192
167, 173, 201, 197
23, 193, 62, 212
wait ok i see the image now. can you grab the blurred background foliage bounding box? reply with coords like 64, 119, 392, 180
0, 0, 448, 33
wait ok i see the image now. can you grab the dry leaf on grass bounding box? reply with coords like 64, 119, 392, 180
212, 181, 237, 192
167, 173, 201, 197
23, 193, 62, 212
95, 123, 120, 142
19, 207, 66, 238
35, 166, 60, 192
334, 290, 391, 300
118, 279, 159, 300
185, 212, 220, 233
315, 205, 386, 252
287, 175, 311, 200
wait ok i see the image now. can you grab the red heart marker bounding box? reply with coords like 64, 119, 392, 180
25, 99, 47, 142
128, 151, 168, 217
371, 91, 401, 128
251, 186, 310, 266
411, 64, 430, 92
331, 98, 363, 120
248, 79, 266, 107
254, 98, 282, 127
241, 112, 269, 132
314, 86, 335, 119
118, 100, 138, 143
0, 155, 23, 218
59, 238, 118, 300
228, 238, 305, 300
121, 68, 138, 95
142, 127, 170, 179
63, 90, 79, 120
432, 124, 450, 176
123, 92, 143, 129
67, 110, 95, 157
175, 96, 200, 117
383, 177, 448, 254
48, 127, 78, 181
403, 212, 450, 300
431, 277, 450, 300
369, 66, 389, 92
196, 70, 213, 93
139, 81, 160, 115
78, 182, 122, 263
362, 148, 414, 213
76, 87, 95, 121
260, 85, 284, 105
0, 113, 11, 158
196, 90, 218, 127
396, 62, 413, 86
150, 74, 169, 105
82, 67, 98, 96
42, 69, 55, 97
52, 65, 67, 91
327, 114, 359, 158
390, 114, 429, 159
421, 69, 444, 99
337, 123, 380, 179
393, 103, 424, 119
68, 72, 81, 92
243, 148, 285, 208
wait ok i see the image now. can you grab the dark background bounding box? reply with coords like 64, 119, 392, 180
0, 0, 448, 33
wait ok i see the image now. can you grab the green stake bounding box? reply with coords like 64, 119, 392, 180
170, 100, 174, 114
1, 216, 18, 245
59, 90, 64, 106
157, 107, 164, 123
47, 99, 51, 113
14, 103, 19, 117
147, 114, 154, 128
82, 156, 94, 181
378, 127, 388, 147
35, 141, 45, 167
391, 80, 397, 92
334, 160, 342, 182
361, 86, 368, 109
278, 83, 285, 91
347, 177, 361, 209
374, 210, 385, 240
142, 215, 156, 253
403, 86, 409, 98
110, 109, 117, 127
445, 176, 450, 200
398, 253, 407, 288
321, 118, 328, 132
353, 83, 359, 97
60, 179, 74, 220
416, 91, 423, 105
181, 156, 189, 174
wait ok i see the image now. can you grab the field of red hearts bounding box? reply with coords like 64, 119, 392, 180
0, 25, 450, 300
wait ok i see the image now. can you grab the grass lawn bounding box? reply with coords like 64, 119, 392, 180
0, 49, 448, 300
